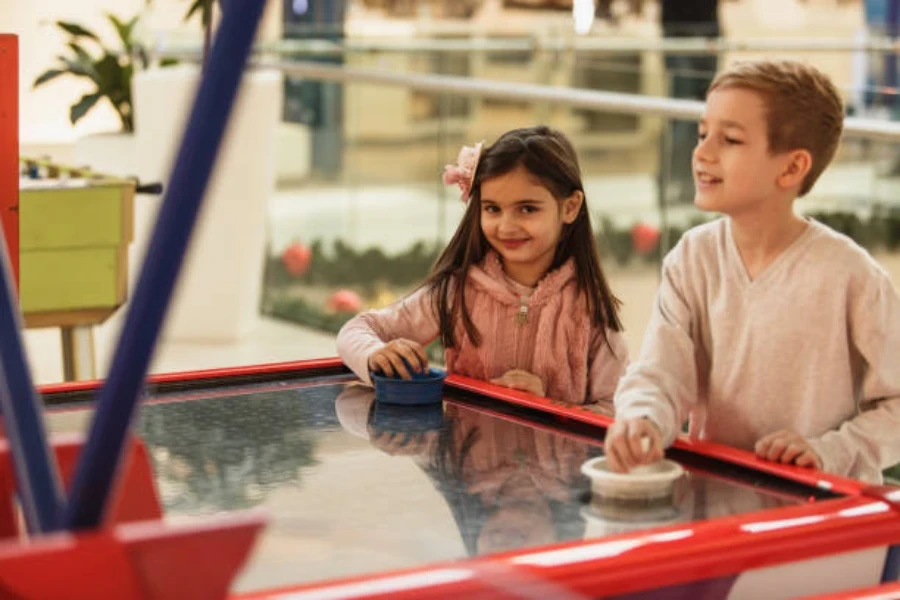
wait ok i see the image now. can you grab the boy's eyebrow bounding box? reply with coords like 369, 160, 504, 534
698, 118, 747, 131
721, 119, 747, 130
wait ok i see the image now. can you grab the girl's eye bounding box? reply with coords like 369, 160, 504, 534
483, 205, 499, 213
697, 132, 707, 141
725, 137, 743, 145
521, 205, 538, 214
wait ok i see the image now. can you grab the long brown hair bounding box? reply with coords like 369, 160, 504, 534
422, 125, 622, 350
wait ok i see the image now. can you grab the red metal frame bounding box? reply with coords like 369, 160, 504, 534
35, 359, 900, 599
449, 374, 869, 497
38, 360, 869, 495
45, 373, 358, 417
37, 357, 347, 396
237, 494, 900, 600
447, 397, 823, 506
31, 360, 886, 500
0, 35, 17, 288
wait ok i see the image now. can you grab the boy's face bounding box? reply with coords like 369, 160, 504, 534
693, 87, 798, 216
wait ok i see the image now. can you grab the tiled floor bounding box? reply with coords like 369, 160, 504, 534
23, 315, 339, 386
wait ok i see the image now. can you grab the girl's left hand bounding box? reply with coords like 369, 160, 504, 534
754, 430, 823, 470
490, 369, 545, 397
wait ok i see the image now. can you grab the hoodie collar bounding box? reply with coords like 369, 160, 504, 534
467, 251, 577, 307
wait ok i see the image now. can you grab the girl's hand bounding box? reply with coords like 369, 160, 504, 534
490, 369, 545, 397
603, 417, 664, 473
754, 430, 823, 470
367, 339, 429, 380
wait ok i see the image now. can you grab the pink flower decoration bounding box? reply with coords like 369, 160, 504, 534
442, 140, 484, 201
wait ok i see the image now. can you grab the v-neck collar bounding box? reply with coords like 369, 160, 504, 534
725, 217, 818, 288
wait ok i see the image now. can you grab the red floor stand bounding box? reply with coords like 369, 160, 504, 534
0, 435, 162, 538
0, 435, 266, 599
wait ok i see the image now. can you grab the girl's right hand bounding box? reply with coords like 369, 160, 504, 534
367, 339, 429, 380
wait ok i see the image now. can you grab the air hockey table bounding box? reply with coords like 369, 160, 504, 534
38, 358, 900, 600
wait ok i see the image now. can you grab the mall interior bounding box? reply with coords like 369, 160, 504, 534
14, 0, 900, 384
5, 1, 900, 598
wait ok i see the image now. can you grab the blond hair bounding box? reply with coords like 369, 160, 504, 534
708, 60, 844, 196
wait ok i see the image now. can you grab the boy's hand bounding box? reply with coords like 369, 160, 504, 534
367, 339, 429, 379
754, 430, 823, 470
604, 417, 664, 473
490, 369, 545, 397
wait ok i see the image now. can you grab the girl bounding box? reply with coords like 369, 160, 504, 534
337, 125, 628, 411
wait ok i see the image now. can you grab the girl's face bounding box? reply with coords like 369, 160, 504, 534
479, 164, 582, 286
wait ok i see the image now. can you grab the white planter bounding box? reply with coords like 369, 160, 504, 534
132, 64, 283, 342
73, 132, 138, 179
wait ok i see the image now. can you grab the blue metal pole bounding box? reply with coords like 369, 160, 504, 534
64, 0, 267, 530
0, 231, 64, 533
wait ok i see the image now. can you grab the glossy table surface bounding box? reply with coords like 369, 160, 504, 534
43, 367, 837, 594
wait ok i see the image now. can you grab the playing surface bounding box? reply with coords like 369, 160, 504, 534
41, 367, 836, 593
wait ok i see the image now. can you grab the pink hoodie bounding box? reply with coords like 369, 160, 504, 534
336, 252, 629, 413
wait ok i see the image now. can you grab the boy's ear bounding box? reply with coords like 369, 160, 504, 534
778, 149, 813, 190
562, 190, 584, 224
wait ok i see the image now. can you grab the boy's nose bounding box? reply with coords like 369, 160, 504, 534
693, 139, 715, 164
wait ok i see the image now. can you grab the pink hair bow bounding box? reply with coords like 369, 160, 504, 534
442, 141, 484, 201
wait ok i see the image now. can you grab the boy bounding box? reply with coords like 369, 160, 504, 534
606, 59, 900, 484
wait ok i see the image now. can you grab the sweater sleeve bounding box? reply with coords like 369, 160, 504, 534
806, 271, 900, 478
584, 327, 630, 416
613, 247, 698, 446
336, 285, 441, 384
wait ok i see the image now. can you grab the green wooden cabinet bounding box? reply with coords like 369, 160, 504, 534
19, 180, 134, 326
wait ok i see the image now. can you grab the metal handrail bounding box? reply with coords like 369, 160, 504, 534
266, 59, 900, 142
156, 34, 900, 56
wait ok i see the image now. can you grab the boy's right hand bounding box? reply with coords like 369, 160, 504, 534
603, 417, 665, 473
367, 339, 429, 380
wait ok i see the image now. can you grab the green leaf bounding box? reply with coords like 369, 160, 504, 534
69, 92, 102, 125
67, 42, 95, 69
106, 13, 139, 53
202, 0, 214, 27
184, 0, 207, 22
137, 45, 150, 70
57, 55, 96, 80
56, 21, 99, 41
32, 69, 64, 88
93, 54, 124, 96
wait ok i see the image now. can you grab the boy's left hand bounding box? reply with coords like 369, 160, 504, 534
754, 430, 823, 470
490, 369, 545, 397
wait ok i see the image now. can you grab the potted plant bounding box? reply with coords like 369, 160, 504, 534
33, 13, 179, 177
33, 14, 148, 134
